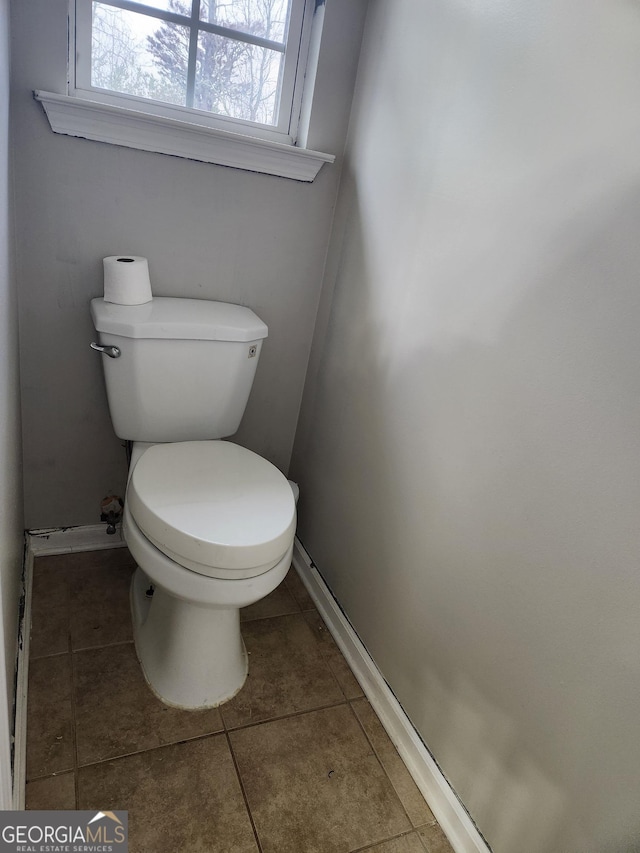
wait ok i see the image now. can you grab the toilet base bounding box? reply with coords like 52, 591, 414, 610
124, 501, 292, 710
131, 567, 249, 709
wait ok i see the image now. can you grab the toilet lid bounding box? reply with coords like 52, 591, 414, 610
127, 441, 296, 574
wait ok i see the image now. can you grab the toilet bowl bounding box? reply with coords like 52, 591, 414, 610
125, 505, 292, 709
123, 439, 296, 709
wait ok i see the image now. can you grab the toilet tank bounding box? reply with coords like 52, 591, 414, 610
90, 297, 268, 442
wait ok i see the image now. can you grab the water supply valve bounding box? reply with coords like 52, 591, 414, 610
101, 495, 124, 535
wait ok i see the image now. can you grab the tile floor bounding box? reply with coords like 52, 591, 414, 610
25, 547, 454, 853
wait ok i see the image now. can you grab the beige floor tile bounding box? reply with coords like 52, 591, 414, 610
38, 547, 132, 576
69, 551, 136, 650
416, 824, 455, 853
241, 573, 300, 621
26, 772, 76, 810
78, 735, 258, 853
304, 609, 365, 700
33, 554, 69, 607
74, 643, 223, 765
230, 704, 411, 853
30, 598, 69, 659
285, 565, 316, 610
30, 557, 70, 658
221, 613, 345, 729
32, 553, 76, 583
357, 832, 428, 853
352, 698, 435, 827
26, 655, 75, 780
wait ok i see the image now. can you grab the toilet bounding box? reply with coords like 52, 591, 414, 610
90, 296, 297, 709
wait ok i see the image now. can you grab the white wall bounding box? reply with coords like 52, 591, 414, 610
0, 0, 24, 806
11, 0, 367, 529
291, 1, 640, 851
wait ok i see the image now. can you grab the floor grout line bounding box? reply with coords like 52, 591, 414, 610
225, 730, 264, 853
348, 827, 428, 853
222, 696, 351, 734
69, 638, 135, 655
73, 729, 228, 772
69, 633, 80, 809
30, 637, 135, 661
347, 699, 419, 834
240, 608, 301, 623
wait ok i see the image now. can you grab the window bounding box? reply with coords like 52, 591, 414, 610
75, 0, 310, 142
35, 0, 333, 180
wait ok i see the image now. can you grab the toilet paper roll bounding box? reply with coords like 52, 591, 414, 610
103, 255, 153, 305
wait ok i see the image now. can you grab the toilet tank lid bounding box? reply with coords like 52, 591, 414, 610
91, 297, 268, 342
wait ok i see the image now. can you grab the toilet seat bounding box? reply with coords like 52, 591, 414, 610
127, 441, 296, 579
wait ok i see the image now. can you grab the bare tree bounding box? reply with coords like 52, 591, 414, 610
91, 0, 289, 122
92, 4, 156, 96
147, 0, 288, 124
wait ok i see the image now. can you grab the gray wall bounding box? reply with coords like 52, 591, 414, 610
291, 1, 640, 851
11, 0, 367, 529
0, 0, 23, 790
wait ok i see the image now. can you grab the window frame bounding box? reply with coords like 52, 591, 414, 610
72, 0, 312, 145
34, 0, 334, 181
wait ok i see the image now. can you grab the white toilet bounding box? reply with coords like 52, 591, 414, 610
90, 296, 297, 709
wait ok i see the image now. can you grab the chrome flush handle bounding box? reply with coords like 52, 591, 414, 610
90, 342, 121, 358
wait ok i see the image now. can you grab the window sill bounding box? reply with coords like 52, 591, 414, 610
34, 90, 334, 182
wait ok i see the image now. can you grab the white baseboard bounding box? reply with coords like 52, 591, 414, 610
28, 523, 126, 556
292, 538, 492, 853
13, 525, 127, 806
12, 542, 32, 809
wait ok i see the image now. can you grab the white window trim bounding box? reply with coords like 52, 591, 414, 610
35, 89, 333, 180
34, 1, 334, 181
